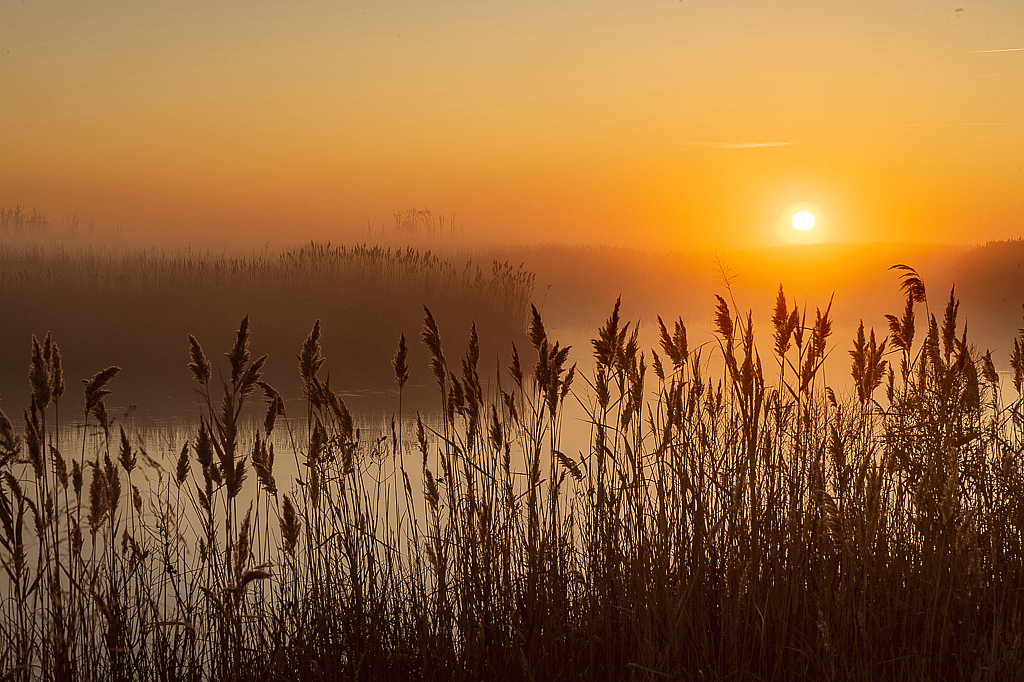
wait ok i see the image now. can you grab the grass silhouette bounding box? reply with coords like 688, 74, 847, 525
1, 264, 1023, 680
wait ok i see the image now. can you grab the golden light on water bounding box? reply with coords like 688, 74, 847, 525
792, 210, 816, 231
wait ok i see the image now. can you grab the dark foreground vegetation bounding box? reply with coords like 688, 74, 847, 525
2, 265, 1024, 681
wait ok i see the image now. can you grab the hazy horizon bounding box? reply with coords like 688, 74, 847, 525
3, 0, 1022, 251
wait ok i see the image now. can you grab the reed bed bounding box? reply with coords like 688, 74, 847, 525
0, 241, 533, 312
0, 240, 535, 411
2, 265, 1023, 680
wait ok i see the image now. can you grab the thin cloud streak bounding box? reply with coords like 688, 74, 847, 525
684, 142, 794, 149
968, 47, 1024, 53
894, 122, 1024, 127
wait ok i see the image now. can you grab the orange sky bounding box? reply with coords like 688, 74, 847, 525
2, 0, 1022, 250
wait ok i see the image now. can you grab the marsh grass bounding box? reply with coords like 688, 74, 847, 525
0, 241, 535, 412
2, 265, 1024, 680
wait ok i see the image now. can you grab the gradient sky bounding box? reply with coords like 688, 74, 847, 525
2, 0, 1022, 249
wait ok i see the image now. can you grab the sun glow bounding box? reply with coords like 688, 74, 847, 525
792, 210, 816, 231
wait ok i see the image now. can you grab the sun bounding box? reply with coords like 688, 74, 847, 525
792, 210, 816, 231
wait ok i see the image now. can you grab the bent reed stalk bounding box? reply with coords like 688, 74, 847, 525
2, 265, 1024, 680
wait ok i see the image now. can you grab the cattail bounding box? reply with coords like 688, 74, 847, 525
87, 462, 108, 536
309, 463, 321, 509
501, 388, 519, 426
0, 403, 20, 464
772, 286, 796, 358
227, 568, 273, 600
50, 445, 68, 490
226, 456, 247, 500
851, 322, 867, 390
811, 298, 834, 362
422, 307, 446, 387
235, 504, 253, 579
196, 418, 214, 470
658, 316, 688, 370
652, 353, 665, 382
279, 495, 301, 558
393, 333, 409, 389
424, 468, 440, 511
71, 523, 83, 556
714, 295, 734, 345
72, 459, 83, 498
307, 419, 325, 467
104, 452, 121, 515
941, 286, 959, 362
118, 425, 136, 474
851, 322, 887, 403
561, 363, 576, 402
226, 315, 251, 384
461, 324, 482, 406
175, 442, 190, 485
29, 336, 51, 409
983, 351, 999, 387
238, 355, 267, 399
1012, 338, 1024, 395
92, 401, 110, 440
50, 342, 65, 403
555, 450, 583, 482
488, 405, 503, 451
885, 296, 917, 353
187, 334, 212, 385
416, 414, 428, 469
252, 433, 277, 497
890, 263, 927, 303
196, 484, 211, 516
595, 368, 610, 410
528, 304, 547, 351
83, 366, 120, 418
23, 404, 43, 479
792, 307, 805, 350
326, 386, 353, 442
259, 382, 285, 436
509, 343, 523, 387
592, 298, 622, 369
446, 372, 465, 422
925, 315, 942, 373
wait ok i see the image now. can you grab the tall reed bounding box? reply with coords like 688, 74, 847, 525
1, 265, 1023, 680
